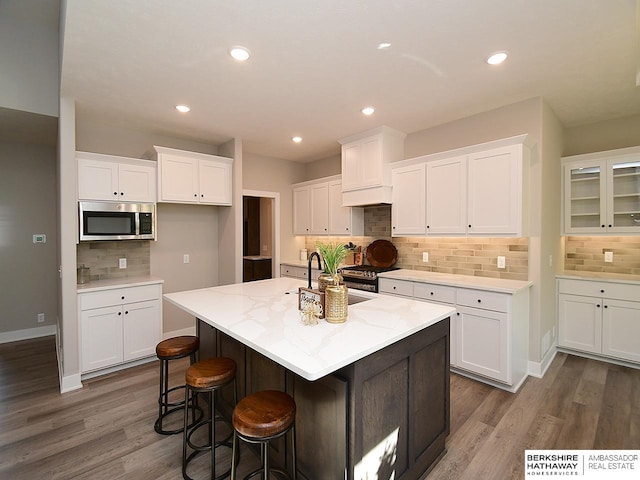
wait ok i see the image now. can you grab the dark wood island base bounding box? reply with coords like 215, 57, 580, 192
198, 317, 450, 480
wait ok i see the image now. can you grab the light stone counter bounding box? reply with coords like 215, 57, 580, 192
557, 271, 640, 285
77, 275, 164, 293
164, 276, 455, 381
378, 269, 532, 294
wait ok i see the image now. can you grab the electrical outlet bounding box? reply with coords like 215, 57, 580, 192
497, 256, 506, 269
183, 254, 190, 264
604, 251, 613, 263
422, 252, 429, 263
37, 313, 45, 323
549, 255, 553, 267
119, 258, 127, 269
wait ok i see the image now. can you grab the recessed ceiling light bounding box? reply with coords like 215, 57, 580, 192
175, 105, 191, 113
486, 51, 508, 65
229, 46, 251, 61
361, 106, 375, 116
377, 43, 391, 50
292, 136, 302, 143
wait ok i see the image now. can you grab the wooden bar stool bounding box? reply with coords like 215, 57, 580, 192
155, 336, 201, 435
183, 357, 237, 480
230, 390, 297, 480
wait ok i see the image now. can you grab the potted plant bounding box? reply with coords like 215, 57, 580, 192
316, 241, 349, 323
316, 241, 346, 291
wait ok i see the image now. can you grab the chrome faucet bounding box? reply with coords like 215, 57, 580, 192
307, 251, 322, 289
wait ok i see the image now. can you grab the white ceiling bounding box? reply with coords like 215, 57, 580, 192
60, 0, 640, 162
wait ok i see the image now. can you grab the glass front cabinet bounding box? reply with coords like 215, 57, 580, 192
563, 147, 640, 234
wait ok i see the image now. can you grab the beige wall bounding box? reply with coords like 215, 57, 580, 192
305, 153, 341, 180
0, 1, 59, 117
242, 151, 307, 263
0, 142, 58, 335
563, 113, 640, 156
150, 204, 219, 333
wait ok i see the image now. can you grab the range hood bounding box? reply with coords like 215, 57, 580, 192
338, 126, 405, 207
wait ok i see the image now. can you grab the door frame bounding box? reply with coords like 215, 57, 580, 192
242, 189, 280, 278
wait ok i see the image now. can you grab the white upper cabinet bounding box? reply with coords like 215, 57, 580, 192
426, 155, 467, 235
391, 163, 426, 235
155, 146, 233, 206
339, 126, 406, 206
328, 180, 364, 235
77, 152, 157, 203
563, 146, 640, 234
292, 177, 363, 236
390, 136, 529, 237
467, 144, 524, 235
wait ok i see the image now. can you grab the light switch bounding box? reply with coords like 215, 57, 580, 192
183, 254, 190, 264
497, 256, 506, 269
33, 234, 46, 244
119, 258, 127, 269
604, 251, 613, 263
422, 252, 429, 263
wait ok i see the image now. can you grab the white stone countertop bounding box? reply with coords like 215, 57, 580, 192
557, 271, 640, 285
280, 260, 322, 269
378, 269, 533, 294
77, 275, 164, 293
164, 277, 455, 381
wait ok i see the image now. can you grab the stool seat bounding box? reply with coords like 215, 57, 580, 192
186, 357, 236, 389
157, 336, 200, 359
155, 335, 201, 436
182, 357, 238, 480
233, 390, 296, 439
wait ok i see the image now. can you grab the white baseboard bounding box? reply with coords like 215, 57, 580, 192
163, 326, 197, 339
0, 325, 57, 344
60, 373, 83, 393
528, 346, 558, 378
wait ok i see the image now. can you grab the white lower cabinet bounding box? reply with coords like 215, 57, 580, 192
280, 264, 320, 282
558, 278, 640, 363
379, 276, 530, 391
78, 283, 162, 373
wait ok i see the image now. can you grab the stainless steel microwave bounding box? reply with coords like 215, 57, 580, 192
79, 201, 155, 241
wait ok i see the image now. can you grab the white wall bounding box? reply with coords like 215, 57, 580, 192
0, 142, 58, 336
564, 113, 640, 156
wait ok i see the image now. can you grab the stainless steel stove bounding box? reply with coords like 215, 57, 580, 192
339, 265, 399, 293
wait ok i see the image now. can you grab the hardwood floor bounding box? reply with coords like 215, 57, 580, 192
1, 337, 638, 479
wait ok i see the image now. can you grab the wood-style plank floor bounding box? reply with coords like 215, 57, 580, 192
1, 337, 638, 479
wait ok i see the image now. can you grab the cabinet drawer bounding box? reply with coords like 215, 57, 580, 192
379, 278, 414, 297
457, 288, 509, 313
79, 284, 161, 310
558, 278, 639, 301
413, 283, 456, 304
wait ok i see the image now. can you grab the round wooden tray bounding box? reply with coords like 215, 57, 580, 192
365, 240, 398, 267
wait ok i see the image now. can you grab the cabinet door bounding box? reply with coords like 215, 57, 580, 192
293, 186, 310, 235
199, 158, 232, 205
426, 156, 467, 234
563, 160, 606, 233
558, 294, 602, 354
81, 305, 124, 372
78, 158, 119, 201
328, 180, 360, 235
158, 153, 199, 203
467, 145, 522, 235
309, 183, 329, 234
606, 158, 640, 233
123, 300, 161, 361
456, 306, 509, 383
341, 142, 362, 191
602, 299, 640, 362
359, 136, 383, 187
391, 163, 426, 235
118, 163, 156, 202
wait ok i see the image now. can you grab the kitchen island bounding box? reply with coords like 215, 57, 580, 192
165, 277, 455, 480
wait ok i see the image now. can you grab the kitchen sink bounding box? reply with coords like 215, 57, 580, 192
285, 290, 371, 305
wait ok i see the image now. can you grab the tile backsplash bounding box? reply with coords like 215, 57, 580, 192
305, 205, 529, 281
564, 236, 640, 275
76, 241, 150, 282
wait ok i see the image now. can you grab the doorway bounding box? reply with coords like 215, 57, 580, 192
242, 190, 280, 282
